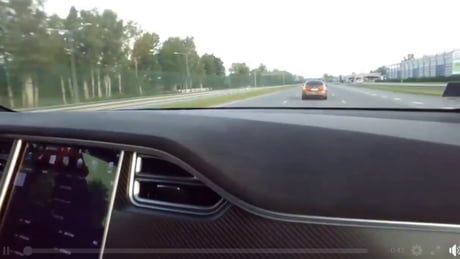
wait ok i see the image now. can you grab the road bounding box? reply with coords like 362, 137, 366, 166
225, 84, 460, 108
30, 84, 460, 111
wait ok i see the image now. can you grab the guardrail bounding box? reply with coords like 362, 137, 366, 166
352, 82, 446, 87
177, 88, 212, 93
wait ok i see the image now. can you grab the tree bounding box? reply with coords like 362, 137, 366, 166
229, 63, 250, 75
229, 63, 250, 87
158, 37, 200, 91
63, 6, 81, 102
72, 8, 135, 98
77, 9, 105, 98
0, 1, 309, 108
3, 0, 49, 107
130, 32, 160, 93
132, 32, 160, 71
256, 64, 267, 73
371, 66, 387, 76
262, 69, 295, 86
199, 54, 225, 88
403, 54, 415, 61
0, 0, 17, 107
200, 54, 225, 76
323, 73, 334, 82
252, 63, 267, 86
97, 10, 129, 98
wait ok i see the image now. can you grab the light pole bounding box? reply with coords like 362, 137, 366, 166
173, 52, 190, 92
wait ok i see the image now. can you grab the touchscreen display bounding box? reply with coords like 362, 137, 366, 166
0, 142, 121, 258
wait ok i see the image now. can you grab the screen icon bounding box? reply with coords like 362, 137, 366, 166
411, 245, 422, 256
49, 155, 56, 165
449, 245, 460, 257
62, 156, 69, 167
107, 161, 114, 174
76, 158, 84, 168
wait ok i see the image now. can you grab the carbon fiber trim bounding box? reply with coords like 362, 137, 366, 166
105, 151, 460, 259
104, 205, 460, 259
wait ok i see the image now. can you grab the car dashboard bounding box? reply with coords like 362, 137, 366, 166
0, 109, 459, 258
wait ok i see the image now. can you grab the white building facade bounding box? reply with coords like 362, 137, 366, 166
387, 50, 460, 80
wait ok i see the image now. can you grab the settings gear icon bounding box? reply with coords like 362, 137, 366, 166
411, 245, 423, 256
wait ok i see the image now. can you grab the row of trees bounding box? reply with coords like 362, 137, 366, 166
0, 0, 303, 108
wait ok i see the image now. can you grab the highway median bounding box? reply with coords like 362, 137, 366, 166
159, 85, 295, 108
25, 85, 296, 111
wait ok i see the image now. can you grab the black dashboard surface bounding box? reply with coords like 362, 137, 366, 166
0, 109, 460, 227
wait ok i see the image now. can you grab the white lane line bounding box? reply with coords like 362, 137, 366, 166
331, 93, 336, 97
411, 101, 424, 105
393, 97, 401, 101
371, 93, 377, 96
341, 100, 347, 104
381, 95, 388, 98
283, 100, 288, 104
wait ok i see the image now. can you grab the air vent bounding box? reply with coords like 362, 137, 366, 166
0, 139, 13, 175
130, 153, 225, 215
135, 155, 195, 179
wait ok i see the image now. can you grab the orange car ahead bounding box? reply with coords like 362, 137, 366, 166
301, 80, 328, 100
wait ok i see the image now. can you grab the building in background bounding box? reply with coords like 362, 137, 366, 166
343, 73, 383, 83
387, 49, 460, 80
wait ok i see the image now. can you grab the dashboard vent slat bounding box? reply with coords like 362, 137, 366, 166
136, 155, 195, 179
130, 153, 225, 216
136, 181, 221, 207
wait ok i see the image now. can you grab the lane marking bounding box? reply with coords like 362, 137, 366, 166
393, 97, 401, 101
283, 100, 288, 104
381, 95, 388, 98
331, 93, 336, 97
371, 93, 377, 96
341, 100, 347, 104
411, 101, 424, 105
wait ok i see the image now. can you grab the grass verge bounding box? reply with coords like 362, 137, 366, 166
18, 92, 178, 111
159, 86, 293, 108
354, 84, 444, 96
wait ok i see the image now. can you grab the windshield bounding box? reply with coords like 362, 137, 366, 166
1, 0, 459, 111
306, 81, 324, 87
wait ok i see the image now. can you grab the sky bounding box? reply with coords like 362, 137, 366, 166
44, 0, 460, 77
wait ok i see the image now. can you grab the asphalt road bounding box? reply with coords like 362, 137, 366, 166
225, 84, 460, 108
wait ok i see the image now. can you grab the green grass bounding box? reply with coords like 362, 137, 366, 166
354, 84, 444, 96
83, 153, 116, 190
18, 91, 178, 111
159, 86, 293, 108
